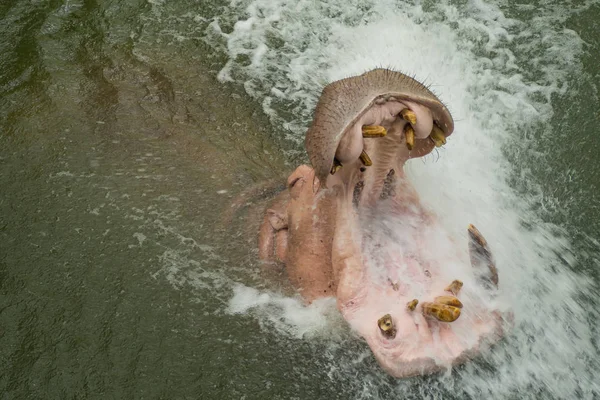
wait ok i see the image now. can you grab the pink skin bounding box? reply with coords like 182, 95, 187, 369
259, 100, 507, 377
262, 165, 339, 299
332, 167, 505, 377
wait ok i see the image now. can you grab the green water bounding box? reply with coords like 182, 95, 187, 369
1, 0, 599, 399
0, 1, 296, 397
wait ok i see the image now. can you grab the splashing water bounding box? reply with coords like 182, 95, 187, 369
202, 0, 600, 397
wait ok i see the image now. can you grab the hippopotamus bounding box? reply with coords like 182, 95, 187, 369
257, 69, 509, 378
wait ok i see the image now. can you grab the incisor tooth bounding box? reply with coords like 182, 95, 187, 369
362, 125, 387, 138
377, 314, 396, 338
422, 302, 461, 322
445, 280, 463, 295
429, 125, 447, 147
404, 124, 415, 151
406, 299, 419, 311
330, 158, 342, 175
359, 150, 372, 166
400, 109, 417, 125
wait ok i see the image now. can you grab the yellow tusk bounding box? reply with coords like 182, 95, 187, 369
404, 124, 415, 151
362, 125, 387, 138
330, 158, 342, 175
406, 299, 419, 311
359, 150, 373, 166
468, 224, 488, 247
434, 295, 463, 308
400, 109, 417, 125
377, 314, 396, 338
444, 280, 463, 295
422, 302, 461, 322
429, 125, 447, 147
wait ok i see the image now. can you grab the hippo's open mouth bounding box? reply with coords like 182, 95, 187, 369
259, 69, 509, 378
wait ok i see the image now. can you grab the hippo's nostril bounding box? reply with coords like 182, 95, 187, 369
377, 314, 396, 338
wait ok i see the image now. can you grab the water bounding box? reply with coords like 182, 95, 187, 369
1, 0, 599, 398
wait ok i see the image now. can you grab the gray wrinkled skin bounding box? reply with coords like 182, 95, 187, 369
305, 68, 454, 187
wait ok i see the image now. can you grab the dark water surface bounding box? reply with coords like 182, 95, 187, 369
1, 0, 599, 399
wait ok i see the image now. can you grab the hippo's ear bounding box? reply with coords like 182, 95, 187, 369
287, 165, 313, 187
267, 209, 288, 231
287, 164, 319, 199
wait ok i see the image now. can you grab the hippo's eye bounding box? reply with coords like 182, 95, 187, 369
287, 176, 307, 200
288, 176, 303, 189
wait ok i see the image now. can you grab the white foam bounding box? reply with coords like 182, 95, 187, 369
208, 0, 599, 396
227, 284, 341, 339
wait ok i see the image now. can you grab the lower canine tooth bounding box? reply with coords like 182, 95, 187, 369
434, 296, 463, 308
445, 280, 463, 295
422, 302, 461, 322
400, 109, 417, 125
362, 125, 387, 138
404, 124, 415, 150
429, 125, 447, 147
359, 150, 373, 166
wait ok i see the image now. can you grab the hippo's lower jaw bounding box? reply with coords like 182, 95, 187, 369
326, 112, 505, 378
259, 69, 510, 377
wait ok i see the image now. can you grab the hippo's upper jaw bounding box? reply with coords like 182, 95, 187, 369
259, 69, 509, 378
305, 68, 453, 190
